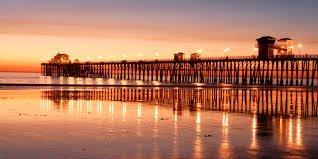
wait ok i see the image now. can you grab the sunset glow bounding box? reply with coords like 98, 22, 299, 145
1, 0, 318, 72
0, 1, 318, 158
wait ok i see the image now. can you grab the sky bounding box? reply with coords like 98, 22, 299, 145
0, 0, 318, 72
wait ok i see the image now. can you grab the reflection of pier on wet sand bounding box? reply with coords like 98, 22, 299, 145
41, 87, 318, 117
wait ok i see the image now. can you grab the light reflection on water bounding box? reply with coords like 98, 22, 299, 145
219, 112, 230, 159
0, 87, 317, 158
41, 88, 318, 117
249, 115, 258, 157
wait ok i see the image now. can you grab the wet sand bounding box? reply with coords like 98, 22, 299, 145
0, 88, 318, 158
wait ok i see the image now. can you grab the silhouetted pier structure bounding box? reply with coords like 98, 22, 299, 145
41, 55, 318, 87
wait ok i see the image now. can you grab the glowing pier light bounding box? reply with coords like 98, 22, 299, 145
155, 52, 160, 58
297, 44, 303, 54
224, 48, 231, 57
252, 48, 259, 56
298, 44, 303, 48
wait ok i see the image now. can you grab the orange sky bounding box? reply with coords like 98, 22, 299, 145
0, 32, 258, 73
1, 0, 318, 72
0, 32, 316, 73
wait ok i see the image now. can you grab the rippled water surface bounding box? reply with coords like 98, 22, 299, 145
0, 86, 318, 159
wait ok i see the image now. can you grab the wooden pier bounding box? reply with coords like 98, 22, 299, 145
41, 55, 318, 87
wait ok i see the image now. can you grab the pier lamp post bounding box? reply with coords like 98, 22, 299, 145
253, 48, 258, 57
297, 44, 303, 55
224, 48, 230, 57
155, 52, 160, 59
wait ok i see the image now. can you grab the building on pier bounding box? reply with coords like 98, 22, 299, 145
257, 36, 294, 59
74, 59, 80, 63
190, 53, 201, 60
257, 36, 276, 59
49, 53, 71, 64
174, 52, 185, 61
276, 38, 294, 56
